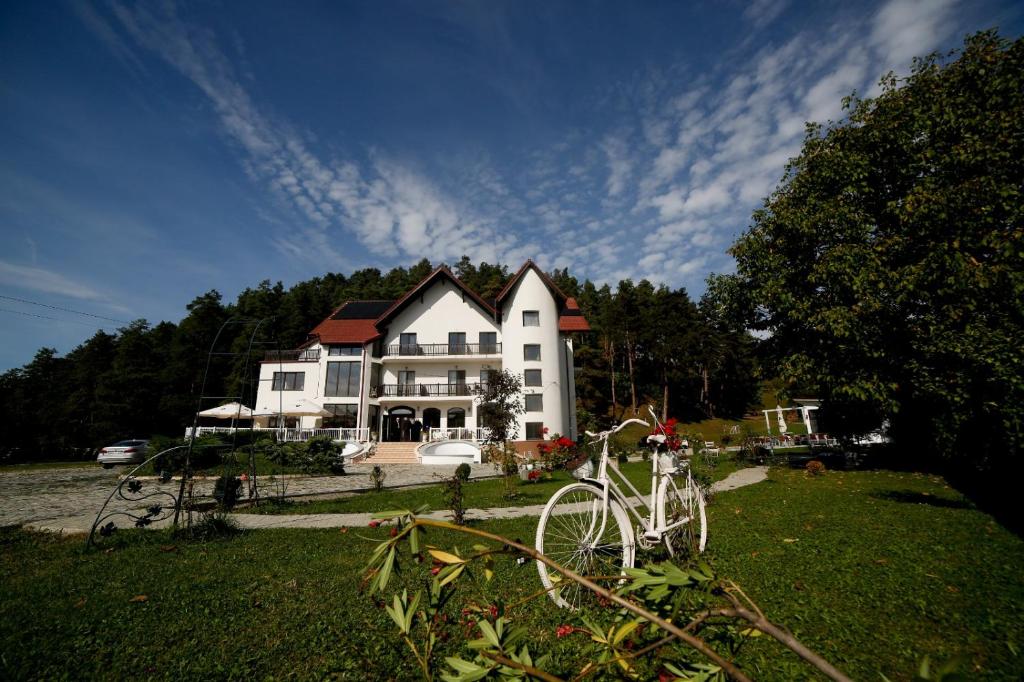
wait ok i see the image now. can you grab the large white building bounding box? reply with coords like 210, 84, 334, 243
253, 261, 590, 446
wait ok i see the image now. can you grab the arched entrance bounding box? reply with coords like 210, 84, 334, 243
423, 408, 441, 436
384, 406, 415, 442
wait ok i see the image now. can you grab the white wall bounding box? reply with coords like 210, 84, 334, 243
381, 279, 499, 347
500, 268, 564, 440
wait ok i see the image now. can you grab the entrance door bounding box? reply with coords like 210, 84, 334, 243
423, 408, 441, 437
384, 406, 415, 442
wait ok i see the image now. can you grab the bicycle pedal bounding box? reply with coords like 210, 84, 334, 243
642, 531, 662, 542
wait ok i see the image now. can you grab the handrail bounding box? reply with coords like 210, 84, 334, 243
375, 382, 486, 397
382, 343, 501, 357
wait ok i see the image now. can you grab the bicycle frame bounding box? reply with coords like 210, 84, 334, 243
580, 413, 696, 545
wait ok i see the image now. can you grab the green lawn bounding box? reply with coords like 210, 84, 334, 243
2, 466, 1021, 680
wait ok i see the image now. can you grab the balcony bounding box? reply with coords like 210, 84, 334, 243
372, 382, 487, 400
381, 343, 501, 359
263, 349, 321, 362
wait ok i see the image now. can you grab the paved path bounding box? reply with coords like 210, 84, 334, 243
221, 465, 769, 529
19, 465, 768, 534
5, 462, 496, 533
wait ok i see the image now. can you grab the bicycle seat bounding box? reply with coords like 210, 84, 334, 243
647, 434, 666, 444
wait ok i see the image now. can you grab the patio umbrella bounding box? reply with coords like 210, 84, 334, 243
254, 399, 332, 418
198, 402, 254, 419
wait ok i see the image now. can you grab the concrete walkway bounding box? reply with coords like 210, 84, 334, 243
23, 465, 768, 534
226, 465, 770, 530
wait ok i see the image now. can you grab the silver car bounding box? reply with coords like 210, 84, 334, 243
97, 439, 149, 468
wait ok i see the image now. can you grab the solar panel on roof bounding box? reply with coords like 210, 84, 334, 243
331, 300, 395, 320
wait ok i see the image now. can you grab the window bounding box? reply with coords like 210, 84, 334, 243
479, 368, 492, 386
525, 394, 543, 412
524, 369, 542, 386
523, 310, 540, 327
329, 345, 361, 356
272, 372, 305, 391
400, 333, 418, 354
398, 370, 416, 397
524, 344, 541, 361
325, 362, 360, 397
447, 407, 466, 428
525, 422, 544, 440
324, 404, 358, 428
448, 332, 467, 355
479, 332, 497, 353
370, 364, 382, 393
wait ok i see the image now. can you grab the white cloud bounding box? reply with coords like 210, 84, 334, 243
871, 0, 959, 73
0, 261, 105, 301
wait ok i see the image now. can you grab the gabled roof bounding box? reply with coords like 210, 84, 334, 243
495, 259, 568, 308
374, 266, 496, 325
302, 261, 590, 348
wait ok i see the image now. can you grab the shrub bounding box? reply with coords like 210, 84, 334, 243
806, 460, 826, 476
213, 475, 242, 509
441, 475, 466, 525
297, 436, 346, 475
370, 465, 387, 492
454, 462, 471, 481
616, 450, 629, 465
536, 434, 578, 471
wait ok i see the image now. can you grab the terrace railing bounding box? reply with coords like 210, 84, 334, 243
372, 382, 486, 398
429, 427, 490, 442
185, 426, 370, 442
382, 343, 501, 357
263, 349, 321, 362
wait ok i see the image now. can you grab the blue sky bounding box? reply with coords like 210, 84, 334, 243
1, 0, 1020, 370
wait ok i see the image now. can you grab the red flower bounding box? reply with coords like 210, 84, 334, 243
431, 566, 441, 576
658, 670, 675, 682
488, 604, 499, 619
542, 427, 550, 434
389, 527, 398, 537
368, 520, 380, 528
556, 624, 574, 638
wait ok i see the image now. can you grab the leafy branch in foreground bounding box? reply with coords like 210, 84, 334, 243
362, 509, 851, 682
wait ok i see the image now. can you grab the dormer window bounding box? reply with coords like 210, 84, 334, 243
523, 310, 540, 327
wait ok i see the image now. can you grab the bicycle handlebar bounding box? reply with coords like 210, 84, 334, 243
585, 418, 649, 440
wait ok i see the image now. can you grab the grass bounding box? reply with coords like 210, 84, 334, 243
2, 465, 1022, 680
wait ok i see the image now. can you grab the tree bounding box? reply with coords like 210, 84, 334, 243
724, 32, 1023, 475
476, 369, 525, 499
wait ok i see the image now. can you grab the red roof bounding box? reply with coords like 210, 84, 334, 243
308, 303, 382, 345
558, 297, 591, 332
302, 262, 590, 347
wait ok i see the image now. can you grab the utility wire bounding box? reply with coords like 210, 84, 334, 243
0, 294, 130, 324
0, 307, 119, 329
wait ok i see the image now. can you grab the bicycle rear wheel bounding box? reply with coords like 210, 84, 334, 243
535, 482, 634, 610
657, 474, 707, 557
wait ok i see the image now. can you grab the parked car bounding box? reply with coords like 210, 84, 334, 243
97, 439, 149, 468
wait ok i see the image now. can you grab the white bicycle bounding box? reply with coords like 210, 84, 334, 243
535, 407, 707, 609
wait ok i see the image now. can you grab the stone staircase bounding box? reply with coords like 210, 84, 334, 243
363, 442, 420, 464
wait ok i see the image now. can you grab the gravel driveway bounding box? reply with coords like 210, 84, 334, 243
2, 462, 497, 532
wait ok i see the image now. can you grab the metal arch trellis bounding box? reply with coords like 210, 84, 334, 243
86, 317, 283, 547
173, 316, 282, 526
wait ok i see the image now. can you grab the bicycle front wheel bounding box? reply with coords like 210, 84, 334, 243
657, 474, 707, 557
535, 482, 634, 610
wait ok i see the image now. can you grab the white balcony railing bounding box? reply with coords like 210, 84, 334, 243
429, 427, 490, 442
185, 426, 370, 443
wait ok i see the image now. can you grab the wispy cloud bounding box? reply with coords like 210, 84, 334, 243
77, 0, 967, 294
0, 260, 105, 301
82, 1, 526, 271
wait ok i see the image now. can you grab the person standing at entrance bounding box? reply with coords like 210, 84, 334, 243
411, 419, 423, 442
